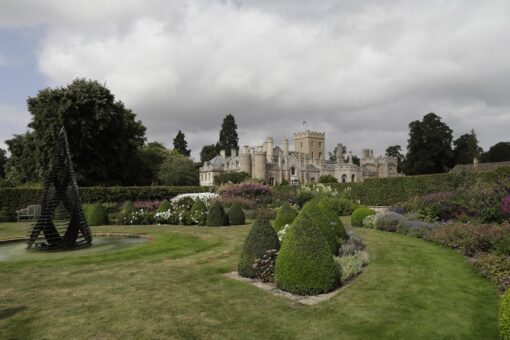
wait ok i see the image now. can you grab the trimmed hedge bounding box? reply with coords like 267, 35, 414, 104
351, 207, 376, 227
273, 203, 297, 232
275, 213, 339, 295
84, 203, 109, 226
0, 186, 212, 211
238, 217, 280, 278
501, 289, 510, 339
228, 202, 245, 225
207, 202, 229, 226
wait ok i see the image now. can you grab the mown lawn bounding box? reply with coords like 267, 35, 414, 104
0, 219, 501, 339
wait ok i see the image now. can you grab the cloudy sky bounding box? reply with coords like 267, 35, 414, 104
1, 0, 509, 159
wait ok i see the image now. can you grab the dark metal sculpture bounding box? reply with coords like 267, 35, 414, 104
27, 128, 92, 250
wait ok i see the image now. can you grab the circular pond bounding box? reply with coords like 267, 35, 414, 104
0, 237, 149, 262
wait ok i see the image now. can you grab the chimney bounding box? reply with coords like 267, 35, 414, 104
266, 137, 273, 160
243, 145, 249, 155
231, 148, 237, 157
336, 143, 343, 164
220, 150, 226, 158
348, 151, 353, 164
283, 137, 289, 157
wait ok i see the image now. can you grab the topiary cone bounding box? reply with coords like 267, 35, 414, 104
206, 201, 229, 226
228, 202, 245, 225
275, 213, 340, 295
238, 217, 280, 278
273, 203, 297, 232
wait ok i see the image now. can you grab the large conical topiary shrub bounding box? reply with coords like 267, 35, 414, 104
206, 201, 229, 226
238, 217, 280, 278
228, 202, 245, 225
351, 206, 376, 227
273, 203, 297, 232
275, 213, 339, 295
190, 199, 207, 225
84, 203, 109, 226
298, 198, 345, 255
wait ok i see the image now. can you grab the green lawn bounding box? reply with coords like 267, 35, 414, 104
0, 219, 501, 339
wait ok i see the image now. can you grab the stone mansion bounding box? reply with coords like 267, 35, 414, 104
199, 130, 398, 186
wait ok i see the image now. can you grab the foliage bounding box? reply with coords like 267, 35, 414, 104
4, 132, 38, 185
501, 288, 510, 339
217, 114, 239, 157
323, 197, 356, 216
228, 202, 245, 225
335, 253, 366, 283
473, 254, 510, 293
362, 215, 376, 228
25, 78, 146, 185
405, 113, 454, 175
0, 148, 6, 178
351, 207, 376, 227
319, 175, 338, 183
403, 191, 470, 222
275, 213, 339, 295
273, 203, 297, 232
296, 189, 315, 207
0, 208, 15, 222
254, 207, 277, 220
299, 199, 346, 255
385, 145, 405, 172
200, 144, 219, 163
130, 142, 170, 185
120, 208, 154, 225
277, 223, 291, 242
252, 249, 279, 282
453, 130, 482, 165
206, 201, 229, 226
173, 130, 191, 157
158, 150, 199, 186
213, 171, 250, 185
133, 200, 162, 212
190, 200, 208, 226
503, 196, 510, 217
482, 142, 510, 163
84, 203, 109, 226
238, 217, 280, 278
157, 200, 171, 213
217, 182, 272, 208
375, 212, 408, 232
338, 232, 365, 256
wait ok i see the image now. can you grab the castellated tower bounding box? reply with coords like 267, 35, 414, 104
293, 130, 325, 162
253, 146, 266, 180
240, 145, 251, 176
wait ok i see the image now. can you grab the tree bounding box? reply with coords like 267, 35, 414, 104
157, 150, 199, 186
385, 145, 405, 172
26, 78, 146, 185
217, 114, 239, 156
173, 130, 190, 157
405, 113, 454, 175
0, 148, 6, 178
319, 175, 338, 183
328, 144, 346, 162
200, 144, 218, 163
481, 142, 510, 163
123, 142, 170, 185
453, 130, 483, 165
4, 132, 38, 185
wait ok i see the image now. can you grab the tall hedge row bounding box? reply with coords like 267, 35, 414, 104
0, 186, 213, 211
330, 172, 468, 205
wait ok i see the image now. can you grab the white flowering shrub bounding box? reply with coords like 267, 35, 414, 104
277, 223, 291, 242
171, 193, 218, 206
153, 192, 216, 225
362, 214, 377, 228
121, 209, 155, 225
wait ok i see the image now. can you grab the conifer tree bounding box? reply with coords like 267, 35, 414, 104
217, 114, 239, 157
173, 130, 191, 157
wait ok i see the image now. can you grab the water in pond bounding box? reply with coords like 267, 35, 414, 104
0, 237, 148, 262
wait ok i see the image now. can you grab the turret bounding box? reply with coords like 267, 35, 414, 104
283, 137, 289, 157
231, 148, 238, 157
254, 146, 266, 180
348, 151, 353, 164
220, 149, 226, 158
336, 143, 343, 164
240, 145, 251, 175
266, 137, 273, 161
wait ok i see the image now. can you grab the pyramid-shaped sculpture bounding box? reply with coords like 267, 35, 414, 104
27, 128, 92, 249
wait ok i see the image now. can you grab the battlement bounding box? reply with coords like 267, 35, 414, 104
293, 130, 325, 139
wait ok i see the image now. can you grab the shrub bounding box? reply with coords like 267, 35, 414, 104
156, 200, 171, 213
275, 213, 340, 295
319, 175, 338, 183
84, 203, 109, 226
296, 190, 315, 207
351, 207, 376, 227
473, 254, 510, 292
362, 214, 376, 228
213, 171, 250, 185
121, 209, 154, 225
228, 202, 245, 225
376, 212, 407, 232
133, 200, 161, 212
273, 203, 297, 232
334, 253, 366, 283
206, 202, 229, 226
501, 289, 510, 339
323, 197, 356, 216
190, 200, 207, 225
255, 207, 277, 220
238, 217, 280, 278
0, 208, 15, 222
299, 199, 346, 255
338, 232, 365, 256
503, 196, 510, 218
252, 249, 278, 282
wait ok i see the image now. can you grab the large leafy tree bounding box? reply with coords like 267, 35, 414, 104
26, 78, 146, 185
4, 132, 38, 185
0, 148, 6, 178
385, 145, 405, 172
158, 150, 199, 186
453, 130, 483, 165
173, 130, 190, 157
217, 114, 239, 156
200, 144, 218, 163
405, 113, 454, 175
123, 142, 170, 185
481, 142, 510, 163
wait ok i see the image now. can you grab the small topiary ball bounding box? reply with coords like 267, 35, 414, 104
157, 200, 171, 213
500, 289, 510, 339
238, 217, 280, 278
228, 202, 245, 225
206, 201, 229, 226
85, 203, 109, 226
190, 200, 207, 225
275, 213, 340, 295
273, 203, 297, 232
351, 207, 376, 227
298, 198, 346, 255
